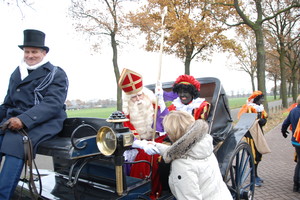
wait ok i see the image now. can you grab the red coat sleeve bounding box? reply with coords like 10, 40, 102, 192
193, 101, 210, 120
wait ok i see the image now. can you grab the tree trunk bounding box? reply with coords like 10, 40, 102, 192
288, 82, 292, 97
111, 33, 122, 111
251, 74, 255, 91
292, 67, 299, 102
254, 28, 268, 112
279, 85, 282, 99
184, 48, 193, 75
274, 77, 277, 100
279, 43, 288, 108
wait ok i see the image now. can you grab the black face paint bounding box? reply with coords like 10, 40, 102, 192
178, 89, 193, 105
254, 95, 265, 105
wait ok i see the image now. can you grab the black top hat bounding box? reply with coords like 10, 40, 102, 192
18, 29, 49, 53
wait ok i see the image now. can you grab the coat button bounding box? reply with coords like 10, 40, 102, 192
16, 89, 20, 92
33, 116, 37, 120
178, 175, 181, 180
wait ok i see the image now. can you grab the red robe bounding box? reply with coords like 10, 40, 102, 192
123, 105, 168, 199
129, 135, 166, 199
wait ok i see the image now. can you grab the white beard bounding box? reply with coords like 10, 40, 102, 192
128, 95, 154, 140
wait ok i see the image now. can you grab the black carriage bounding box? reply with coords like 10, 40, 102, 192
13, 77, 256, 200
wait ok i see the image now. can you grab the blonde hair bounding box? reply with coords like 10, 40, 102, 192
297, 95, 300, 105
163, 110, 195, 142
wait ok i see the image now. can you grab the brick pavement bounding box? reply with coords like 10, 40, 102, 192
254, 123, 300, 200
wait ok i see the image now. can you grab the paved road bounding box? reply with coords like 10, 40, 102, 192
254, 123, 300, 200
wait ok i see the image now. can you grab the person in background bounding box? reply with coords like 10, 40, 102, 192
118, 68, 168, 199
281, 95, 300, 192
149, 110, 232, 200
237, 90, 268, 187
0, 29, 69, 199
168, 74, 210, 120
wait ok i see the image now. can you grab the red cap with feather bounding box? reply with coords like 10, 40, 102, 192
248, 91, 263, 103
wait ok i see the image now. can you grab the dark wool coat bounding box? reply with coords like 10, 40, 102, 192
0, 62, 68, 159
282, 104, 300, 146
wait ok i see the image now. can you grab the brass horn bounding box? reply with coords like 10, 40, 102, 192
96, 126, 117, 156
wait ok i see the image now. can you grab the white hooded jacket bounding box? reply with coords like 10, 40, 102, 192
155, 120, 233, 200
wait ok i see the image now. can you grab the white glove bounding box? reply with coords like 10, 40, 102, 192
155, 81, 166, 111
132, 139, 148, 149
155, 81, 164, 98
132, 140, 160, 155
158, 97, 166, 111
143, 143, 160, 155
158, 131, 166, 136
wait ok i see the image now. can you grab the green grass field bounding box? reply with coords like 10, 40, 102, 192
67, 96, 277, 118
67, 107, 117, 118
228, 96, 275, 109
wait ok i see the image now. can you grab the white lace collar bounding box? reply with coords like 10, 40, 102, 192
172, 97, 205, 114
248, 102, 265, 112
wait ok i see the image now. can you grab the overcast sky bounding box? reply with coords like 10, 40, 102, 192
0, 0, 269, 102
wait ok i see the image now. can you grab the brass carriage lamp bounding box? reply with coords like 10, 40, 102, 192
96, 111, 134, 156
96, 111, 134, 196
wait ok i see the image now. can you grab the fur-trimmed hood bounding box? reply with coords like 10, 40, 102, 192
161, 119, 213, 163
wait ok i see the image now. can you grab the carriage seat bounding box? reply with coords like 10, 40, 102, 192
37, 117, 112, 159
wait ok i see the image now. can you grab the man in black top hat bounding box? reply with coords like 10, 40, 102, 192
0, 29, 69, 199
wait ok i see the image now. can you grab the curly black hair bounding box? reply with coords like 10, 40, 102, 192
253, 94, 264, 104
172, 83, 200, 99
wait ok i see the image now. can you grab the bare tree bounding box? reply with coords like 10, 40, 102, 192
2, 0, 34, 17
231, 28, 257, 91
265, 49, 280, 99
2, 0, 32, 6
285, 39, 300, 101
69, 0, 131, 110
264, 0, 300, 107
212, 0, 300, 111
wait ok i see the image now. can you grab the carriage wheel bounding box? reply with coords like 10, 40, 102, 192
223, 142, 255, 200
